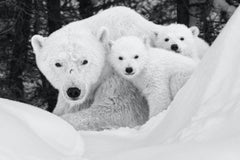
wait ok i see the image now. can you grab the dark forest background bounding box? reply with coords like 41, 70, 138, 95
0, 0, 239, 112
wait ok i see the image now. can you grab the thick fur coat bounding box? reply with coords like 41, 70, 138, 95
31, 7, 163, 130
108, 36, 197, 117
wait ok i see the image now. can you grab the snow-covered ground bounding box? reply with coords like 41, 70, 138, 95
1, 6, 240, 160
0, 98, 84, 160
81, 5, 240, 160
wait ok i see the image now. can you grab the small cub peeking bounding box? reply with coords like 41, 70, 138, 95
108, 36, 197, 117
152, 24, 209, 62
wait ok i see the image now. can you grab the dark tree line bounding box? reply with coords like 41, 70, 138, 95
0, 0, 239, 111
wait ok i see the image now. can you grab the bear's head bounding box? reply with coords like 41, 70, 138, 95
108, 36, 149, 79
31, 27, 109, 105
152, 24, 199, 58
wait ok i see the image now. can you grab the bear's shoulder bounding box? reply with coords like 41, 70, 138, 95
148, 48, 197, 73
93, 72, 149, 125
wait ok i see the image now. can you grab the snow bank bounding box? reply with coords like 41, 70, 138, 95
1, 6, 240, 160
80, 6, 240, 160
0, 98, 84, 160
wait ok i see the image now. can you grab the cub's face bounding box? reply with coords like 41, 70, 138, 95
31, 27, 108, 105
153, 24, 199, 58
108, 36, 148, 79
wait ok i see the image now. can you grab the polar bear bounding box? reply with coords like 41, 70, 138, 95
151, 24, 209, 62
31, 7, 163, 130
108, 36, 197, 117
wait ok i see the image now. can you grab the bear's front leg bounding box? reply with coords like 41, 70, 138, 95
147, 86, 171, 118
169, 70, 194, 99
61, 74, 149, 131
61, 103, 128, 131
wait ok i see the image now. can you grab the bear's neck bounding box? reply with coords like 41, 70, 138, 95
87, 61, 113, 99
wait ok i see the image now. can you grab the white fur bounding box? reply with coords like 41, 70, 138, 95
30, 7, 163, 130
152, 24, 209, 62
108, 36, 197, 117
31, 7, 163, 110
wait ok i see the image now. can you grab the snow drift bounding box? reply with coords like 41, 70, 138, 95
0, 98, 84, 160
80, 6, 240, 160
0, 6, 240, 160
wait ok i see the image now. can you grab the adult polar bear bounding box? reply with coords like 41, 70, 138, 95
31, 7, 164, 130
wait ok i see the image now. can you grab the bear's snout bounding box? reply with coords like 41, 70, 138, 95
125, 67, 134, 75
171, 44, 179, 52
62, 82, 87, 103
67, 87, 81, 100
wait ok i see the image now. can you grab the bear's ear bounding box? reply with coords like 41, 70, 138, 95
31, 35, 46, 55
105, 40, 115, 54
190, 26, 200, 37
152, 31, 159, 38
150, 31, 160, 47
108, 41, 114, 49
143, 36, 151, 49
97, 26, 109, 43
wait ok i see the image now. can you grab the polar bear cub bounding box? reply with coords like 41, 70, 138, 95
152, 24, 209, 62
108, 36, 197, 117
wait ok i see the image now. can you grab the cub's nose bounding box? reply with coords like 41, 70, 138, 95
171, 44, 179, 51
125, 67, 133, 74
67, 87, 81, 99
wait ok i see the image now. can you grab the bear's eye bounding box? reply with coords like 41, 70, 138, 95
164, 38, 169, 42
180, 37, 184, 41
82, 60, 88, 65
134, 55, 139, 59
55, 62, 62, 68
119, 56, 123, 60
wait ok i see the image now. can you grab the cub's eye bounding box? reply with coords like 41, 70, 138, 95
164, 38, 169, 42
180, 37, 184, 41
55, 62, 62, 68
119, 56, 123, 60
82, 60, 88, 65
134, 55, 139, 59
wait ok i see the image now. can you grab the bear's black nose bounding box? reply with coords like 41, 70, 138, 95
67, 87, 81, 99
171, 44, 179, 51
125, 67, 133, 74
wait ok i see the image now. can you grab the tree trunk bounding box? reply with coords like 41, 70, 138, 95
47, 0, 61, 33
78, 0, 94, 19
8, 1, 31, 101
177, 0, 189, 26
188, 0, 200, 26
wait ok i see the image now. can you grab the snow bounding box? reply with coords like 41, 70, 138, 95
1, 6, 240, 160
0, 98, 84, 160
80, 6, 240, 160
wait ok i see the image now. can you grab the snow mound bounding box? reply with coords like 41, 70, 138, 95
1, 6, 240, 160
0, 98, 84, 160
80, 6, 240, 160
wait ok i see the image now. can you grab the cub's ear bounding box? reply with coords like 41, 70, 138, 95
31, 35, 46, 55
143, 36, 151, 49
97, 26, 109, 43
152, 31, 159, 38
105, 40, 115, 55
190, 26, 200, 37
151, 25, 166, 39
150, 31, 160, 47
108, 41, 114, 50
